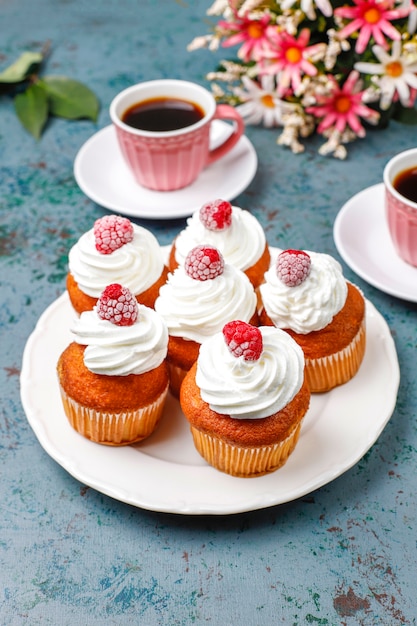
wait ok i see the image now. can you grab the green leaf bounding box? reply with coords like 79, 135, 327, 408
41, 75, 99, 121
14, 83, 48, 139
0, 51, 43, 84
392, 104, 417, 125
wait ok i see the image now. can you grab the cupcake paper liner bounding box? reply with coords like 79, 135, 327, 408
305, 318, 366, 393
59, 384, 169, 445
190, 422, 302, 478
167, 363, 189, 398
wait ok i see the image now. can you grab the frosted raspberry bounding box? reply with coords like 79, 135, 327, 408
223, 320, 263, 361
94, 215, 134, 254
199, 199, 232, 231
96, 284, 139, 326
277, 249, 311, 287
184, 245, 224, 281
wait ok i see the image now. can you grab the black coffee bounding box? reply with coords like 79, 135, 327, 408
394, 166, 417, 204
122, 97, 205, 132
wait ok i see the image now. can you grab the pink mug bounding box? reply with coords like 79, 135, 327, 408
384, 148, 417, 267
110, 79, 244, 192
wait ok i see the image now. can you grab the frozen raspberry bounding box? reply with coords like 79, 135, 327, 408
276, 249, 311, 287
184, 245, 224, 281
96, 283, 139, 326
199, 199, 232, 231
94, 215, 134, 254
223, 320, 263, 361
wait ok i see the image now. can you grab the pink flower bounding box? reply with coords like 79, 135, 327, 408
306, 71, 380, 137
218, 12, 272, 62
260, 28, 324, 96
335, 0, 413, 54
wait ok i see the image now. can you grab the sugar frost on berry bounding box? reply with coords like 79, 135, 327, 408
94, 215, 134, 255
96, 283, 139, 326
184, 245, 225, 281
199, 199, 232, 231
222, 320, 263, 361
276, 249, 311, 287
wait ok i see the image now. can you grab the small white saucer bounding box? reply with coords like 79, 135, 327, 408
74, 121, 257, 220
334, 183, 417, 302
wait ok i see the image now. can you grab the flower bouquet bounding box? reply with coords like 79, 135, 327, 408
188, 0, 417, 158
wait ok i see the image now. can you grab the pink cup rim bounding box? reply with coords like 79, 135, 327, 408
109, 79, 216, 139
383, 148, 417, 211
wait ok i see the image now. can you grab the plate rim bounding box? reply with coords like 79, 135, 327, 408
73, 123, 258, 220
20, 259, 400, 515
334, 182, 417, 302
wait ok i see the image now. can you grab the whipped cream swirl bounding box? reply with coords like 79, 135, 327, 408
71, 304, 168, 376
173, 206, 266, 271
68, 224, 164, 297
260, 250, 347, 334
196, 327, 305, 419
154, 264, 257, 343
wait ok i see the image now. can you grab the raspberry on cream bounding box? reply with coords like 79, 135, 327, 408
199, 199, 232, 231
260, 249, 348, 334
68, 221, 165, 299
172, 204, 266, 272
196, 325, 305, 420
277, 249, 311, 286
154, 256, 257, 344
97, 283, 139, 326
184, 245, 225, 281
223, 320, 263, 361
71, 296, 168, 377
94, 215, 134, 254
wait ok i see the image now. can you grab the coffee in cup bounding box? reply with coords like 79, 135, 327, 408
121, 97, 205, 132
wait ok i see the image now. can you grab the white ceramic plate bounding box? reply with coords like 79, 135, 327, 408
334, 183, 417, 302
73, 121, 257, 220
21, 291, 399, 515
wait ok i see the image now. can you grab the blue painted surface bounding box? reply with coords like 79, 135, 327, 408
1, 1, 416, 623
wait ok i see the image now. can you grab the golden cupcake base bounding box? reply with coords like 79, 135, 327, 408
59, 384, 169, 445
167, 363, 188, 398
305, 318, 366, 393
190, 422, 302, 478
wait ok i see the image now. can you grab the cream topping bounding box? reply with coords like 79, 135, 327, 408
154, 264, 257, 343
71, 304, 168, 376
68, 223, 164, 297
173, 206, 266, 271
260, 250, 348, 334
196, 326, 305, 419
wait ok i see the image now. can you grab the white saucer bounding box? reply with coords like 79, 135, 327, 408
74, 121, 257, 220
334, 183, 417, 302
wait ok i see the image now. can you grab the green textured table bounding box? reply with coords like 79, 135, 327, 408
1, 1, 416, 624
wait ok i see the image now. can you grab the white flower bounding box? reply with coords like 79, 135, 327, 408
234, 75, 295, 127
237, 0, 265, 16
280, 0, 332, 20
187, 35, 219, 52
207, 0, 229, 16
399, 0, 417, 34
325, 28, 351, 71
355, 41, 417, 110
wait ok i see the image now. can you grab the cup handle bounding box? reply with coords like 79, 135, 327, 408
207, 105, 245, 166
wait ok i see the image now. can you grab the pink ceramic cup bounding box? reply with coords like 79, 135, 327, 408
384, 148, 417, 267
109, 79, 244, 192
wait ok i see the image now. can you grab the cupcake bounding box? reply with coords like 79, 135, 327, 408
168, 199, 270, 289
155, 244, 259, 397
57, 283, 169, 445
66, 214, 169, 314
259, 249, 366, 393
180, 320, 311, 477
